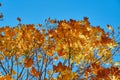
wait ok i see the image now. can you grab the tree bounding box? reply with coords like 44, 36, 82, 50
0, 17, 120, 80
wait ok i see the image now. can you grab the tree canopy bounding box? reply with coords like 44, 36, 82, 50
0, 17, 120, 80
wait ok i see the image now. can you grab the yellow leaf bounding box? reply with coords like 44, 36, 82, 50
48, 70, 53, 74
12, 69, 16, 75
0, 54, 4, 60
37, 54, 42, 59
114, 62, 120, 66
107, 24, 113, 30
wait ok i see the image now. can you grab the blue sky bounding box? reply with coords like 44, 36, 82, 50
0, 0, 120, 30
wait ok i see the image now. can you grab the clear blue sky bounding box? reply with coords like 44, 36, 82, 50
0, 0, 120, 30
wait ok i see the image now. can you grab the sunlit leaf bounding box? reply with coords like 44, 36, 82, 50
107, 24, 113, 30
114, 62, 120, 66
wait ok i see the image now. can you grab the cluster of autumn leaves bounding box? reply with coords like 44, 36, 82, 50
84, 62, 120, 80
0, 17, 119, 80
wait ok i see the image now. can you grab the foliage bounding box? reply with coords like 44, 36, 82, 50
0, 17, 120, 80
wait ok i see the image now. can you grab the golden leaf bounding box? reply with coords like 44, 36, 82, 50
50, 19, 56, 24
44, 58, 48, 63
107, 24, 113, 30
37, 54, 42, 59
11, 69, 16, 75
46, 50, 53, 56
48, 70, 53, 74
0, 54, 4, 60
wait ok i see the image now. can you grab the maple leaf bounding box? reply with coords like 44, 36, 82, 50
57, 49, 65, 56
53, 62, 63, 72
24, 58, 33, 68
30, 67, 40, 77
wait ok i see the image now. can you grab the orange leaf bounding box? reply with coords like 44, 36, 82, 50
44, 58, 48, 63
53, 62, 63, 72
46, 51, 53, 56
57, 49, 65, 56
30, 67, 40, 77
0, 74, 13, 80
24, 58, 33, 68
54, 56, 58, 60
